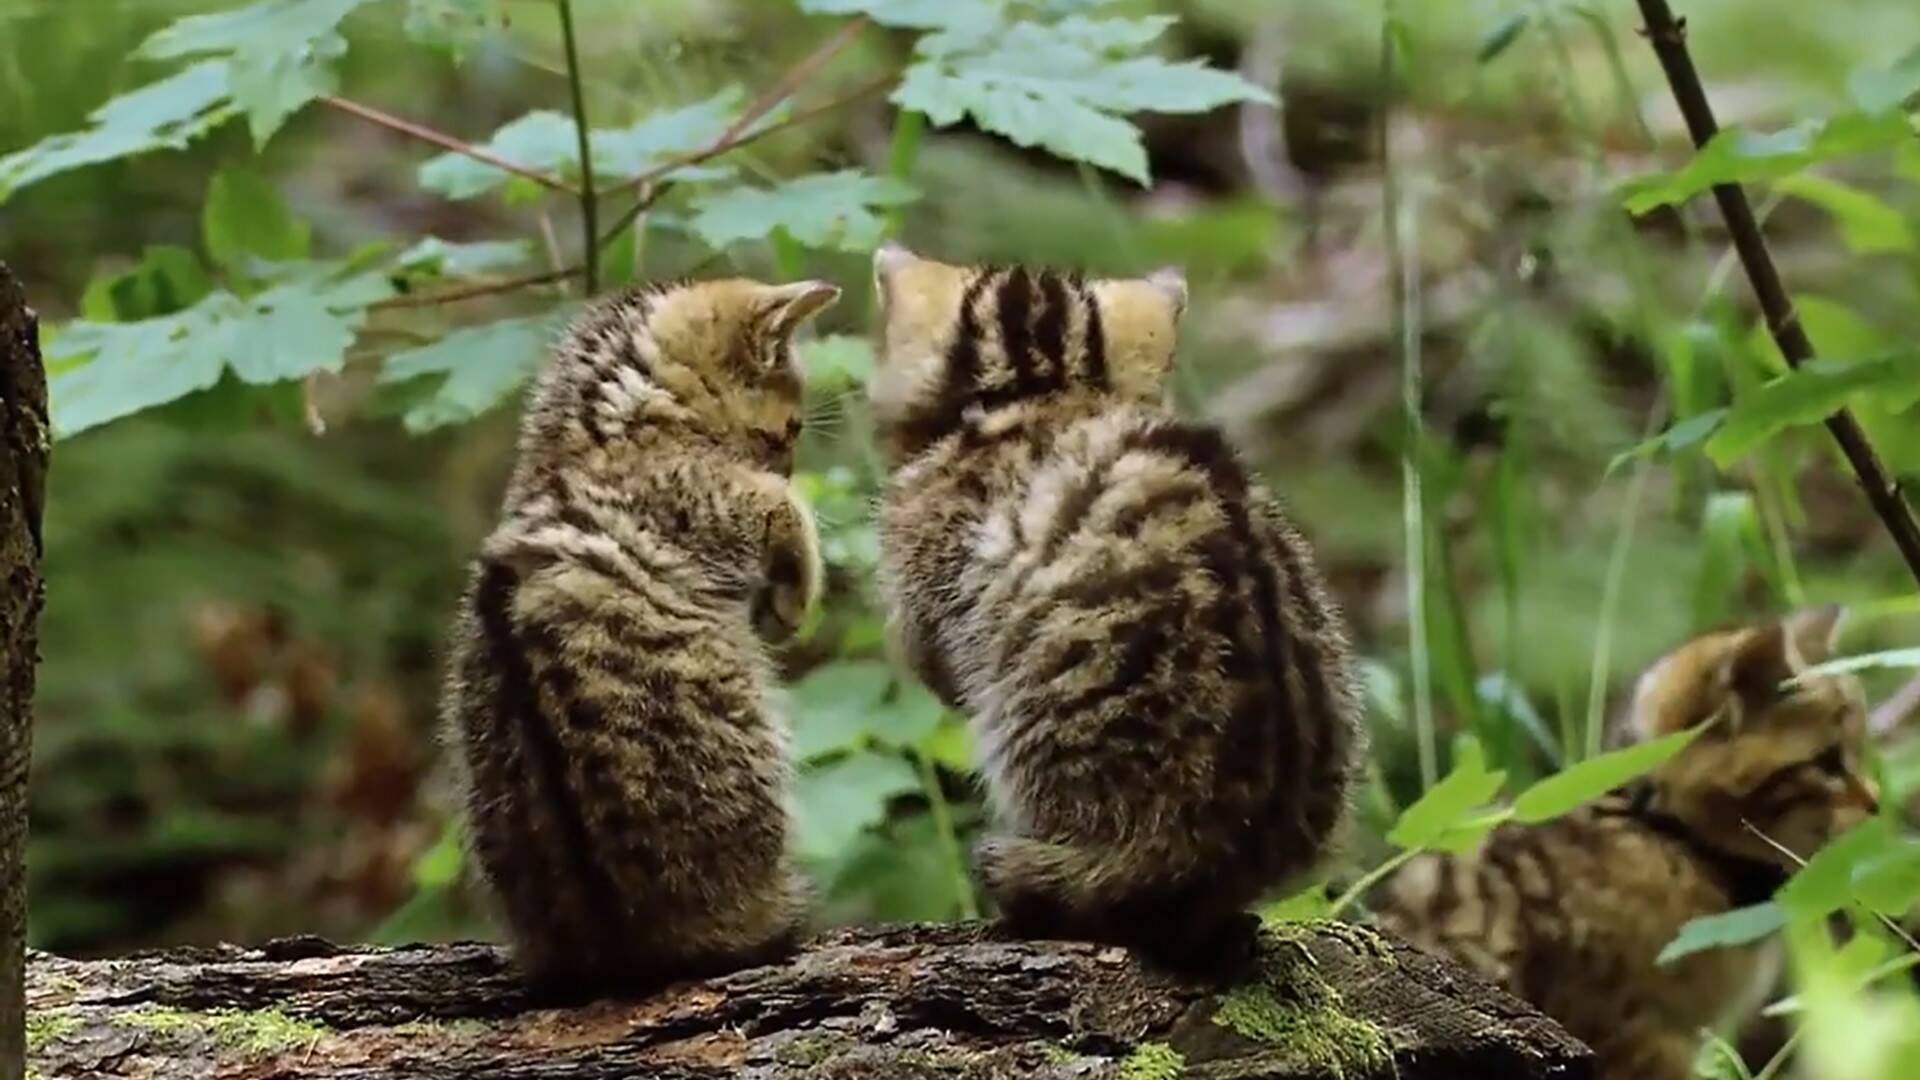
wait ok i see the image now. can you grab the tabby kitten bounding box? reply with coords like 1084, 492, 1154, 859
443, 277, 839, 994
869, 244, 1362, 968
1374, 609, 1878, 1080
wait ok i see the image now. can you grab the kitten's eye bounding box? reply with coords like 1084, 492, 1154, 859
1811, 746, 1847, 776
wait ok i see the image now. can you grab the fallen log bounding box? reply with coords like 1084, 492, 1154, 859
26, 920, 1590, 1079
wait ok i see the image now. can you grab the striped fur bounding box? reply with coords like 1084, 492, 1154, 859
442, 278, 837, 993
869, 245, 1363, 967
1374, 609, 1878, 1080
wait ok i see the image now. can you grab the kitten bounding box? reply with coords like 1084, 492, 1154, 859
1374, 608, 1878, 1080
868, 245, 1362, 969
442, 277, 838, 994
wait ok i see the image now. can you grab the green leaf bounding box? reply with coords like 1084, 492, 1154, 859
1777, 817, 1896, 922
876, 681, 948, 747
1605, 408, 1728, 475
1693, 492, 1758, 627
80, 246, 214, 321
1846, 44, 1920, 114
1259, 884, 1333, 924
894, 15, 1273, 184
404, 0, 505, 57
1510, 724, 1708, 825
918, 716, 974, 773
412, 817, 465, 889
139, 0, 375, 145
791, 660, 893, 760
1797, 648, 1920, 679
1658, 903, 1786, 966
1775, 175, 1915, 255
1386, 737, 1508, 852
1477, 13, 1530, 63
1705, 352, 1920, 465
0, 61, 238, 202
378, 312, 562, 431
47, 268, 391, 437
203, 167, 312, 272
797, 0, 990, 31
689, 170, 918, 253
800, 334, 875, 389
794, 751, 920, 860
1852, 841, 1920, 916
1620, 111, 1914, 214
396, 237, 532, 278
418, 92, 741, 199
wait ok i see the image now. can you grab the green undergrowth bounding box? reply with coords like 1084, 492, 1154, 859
1121, 1040, 1188, 1079
25, 1008, 79, 1054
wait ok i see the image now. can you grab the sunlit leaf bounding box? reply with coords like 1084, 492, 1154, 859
1777, 817, 1896, 922
378, 312, 563, 431
1797, 648, 1920, 679
1846, 43, 1920, 115
794, 751, 920, 860
1620, 112, 1913, 213
1386, 737, 1508, 851
138, 0, 375, 145
80, 246, 214, 321
48, 270, 392, 437
918, 716, 974, 773
1259, 884, 1333, 924
418, 91, 741, 199
797, 0, 988, 31
1776, 174, 1915, 255
1658, 902, 1786, 966
1705, 353, 1920, 465
689, 170, 918, 253
791, 660, 893, 760
1851, 840, 1920, 916
0, 61, 238, 202
1510, 724, 1706, 824
396, 237, 532, 278
202, 166, 312, 272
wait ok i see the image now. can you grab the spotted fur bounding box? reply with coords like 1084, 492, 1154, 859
442, 278, 838, 994
869, 245, 1363, 967
1374, 609, 1878, 1080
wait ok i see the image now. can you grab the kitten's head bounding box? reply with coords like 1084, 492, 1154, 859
868, 244, 1187, 462
1632, 607, 1877, 867
532, 277, 839, 473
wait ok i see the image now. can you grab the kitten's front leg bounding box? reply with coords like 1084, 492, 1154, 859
749, 476, 822, 642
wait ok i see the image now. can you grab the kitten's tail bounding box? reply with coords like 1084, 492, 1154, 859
977, 836, 1254, 970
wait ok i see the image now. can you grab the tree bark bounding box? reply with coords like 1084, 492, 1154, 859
25, 922, 1591, 1078
0, 263, 49, 1080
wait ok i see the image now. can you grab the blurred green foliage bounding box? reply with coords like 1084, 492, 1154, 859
5, 1, 1920, 1075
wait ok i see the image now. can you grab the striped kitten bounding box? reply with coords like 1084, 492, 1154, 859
1375, 609, 1877, 1080
443, 278, 839, 994
869, 245, 1362, 968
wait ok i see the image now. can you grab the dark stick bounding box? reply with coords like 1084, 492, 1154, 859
0, 263, 48, 1080
555, 0, 599, 295
1634, 0, 1920, 590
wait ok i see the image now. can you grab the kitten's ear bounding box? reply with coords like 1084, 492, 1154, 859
874, 242, 921, 297
1723, 621, 1799, 712
1145, 265, 1188, 320
1782, 604, 1845, 666
758, 280, 841, 338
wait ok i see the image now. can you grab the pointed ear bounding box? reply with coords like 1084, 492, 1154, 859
758, 280, 841, 337
1145, 265, 1188, 320
1782, 604, 1845, 666
1724, 621, 1797, 710
873, 242, 921, 298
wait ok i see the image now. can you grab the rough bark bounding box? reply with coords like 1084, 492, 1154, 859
25, 922, 1591, 1079
0, 263, 50, 1080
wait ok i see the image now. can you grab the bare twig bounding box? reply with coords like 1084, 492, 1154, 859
318, 94, 576, 195
1634, 0, 1920, 592
367, 267, 583, 311
1870, 671, 1920, 738
717, 14, 872, 148
555, 0, 599, 294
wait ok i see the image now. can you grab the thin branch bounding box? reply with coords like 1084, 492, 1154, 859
1871, 671, 1920, 738
717, 14, 872, 149
367, 267, 583, 311
318, 94, 576, 195
1634, 0, 1920, 592
555, 0, 599, 295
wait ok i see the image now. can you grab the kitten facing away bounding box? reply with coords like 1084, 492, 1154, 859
868, 244, 1364, 969
442, 277, 839, 995
1374, 609, 1878, 1080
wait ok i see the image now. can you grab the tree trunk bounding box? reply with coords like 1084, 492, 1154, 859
0, 263, 49, 1080
25, 921, 1591, 1078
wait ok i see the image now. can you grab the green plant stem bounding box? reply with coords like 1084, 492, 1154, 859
1585, 402, 1664, 759
916, 750, 978, 920
1380, 8, 1436, 791
555, 0, 598, 295
1634, 0, 1920, 592
1751, 1028, 1802, 1080
1329, 847, 1419, 917
884, 109, 926, 240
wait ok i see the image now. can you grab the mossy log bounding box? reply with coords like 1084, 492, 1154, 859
26, 921, 1590, 1079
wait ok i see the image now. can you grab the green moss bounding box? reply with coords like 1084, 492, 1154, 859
1209, 927, 1393, 1079
388, 1018, 486, 1040
776, 1032, 852, 1067
1042, 1041, 1082, 1066
113, 1004, 326, 1055
1120, 1041, 1186, 1079
26, 1008, 78, 1054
